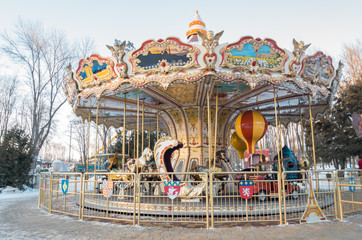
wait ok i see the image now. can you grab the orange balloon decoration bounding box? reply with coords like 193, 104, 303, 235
235, 111, 268, 154
231, 132, 247, 159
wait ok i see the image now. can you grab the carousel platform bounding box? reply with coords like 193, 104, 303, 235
79, 193, 334, 217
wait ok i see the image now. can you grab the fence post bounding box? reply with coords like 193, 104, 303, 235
133, 173, 136, 226
137, 173, 141, 226
336, 171, 343, 221
277, 172, 283, 225
79, 173, 84, 220
49, 173, 53, 214
207, 173, 211, 229
38, 175, 42, 208
331, 172, 338, 219
281, 172, 287, 225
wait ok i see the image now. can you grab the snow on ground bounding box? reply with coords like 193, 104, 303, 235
0, 186, 38, 200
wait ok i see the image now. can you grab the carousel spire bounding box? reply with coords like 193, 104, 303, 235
186, 10, 207, 43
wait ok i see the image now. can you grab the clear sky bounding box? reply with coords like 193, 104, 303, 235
1, 0, 361, 58
0, 0, 361, 159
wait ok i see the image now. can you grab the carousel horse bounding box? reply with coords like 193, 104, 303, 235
107, 152, 119, 171
109, 148, 153, 199
126, 147, 153, 173
154, 136, 207, 198
196, 150, 234, 195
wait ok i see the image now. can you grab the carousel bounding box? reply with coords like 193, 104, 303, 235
62, 11, 341, 219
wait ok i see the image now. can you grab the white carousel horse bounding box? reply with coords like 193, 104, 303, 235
126, 147, 153, 173
154, 136, 207, 198
109, 147, 153, 199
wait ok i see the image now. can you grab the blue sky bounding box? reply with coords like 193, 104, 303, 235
1, 0, 361, 60
0, 0, 361, 156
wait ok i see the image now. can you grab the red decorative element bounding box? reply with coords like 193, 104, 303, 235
164, 183, 181, 200
239, 181, 254, 200
252, 61, 257, 66
255, 38, 261, 41
203, 53, 217, 67
161, 62, 166, 67
157, 39, 164, 43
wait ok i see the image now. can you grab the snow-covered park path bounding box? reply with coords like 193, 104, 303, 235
0, 190, 362, 240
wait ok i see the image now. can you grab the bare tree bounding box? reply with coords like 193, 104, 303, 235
96, 125, 116, 154
77, 37, 96, 59
1, 19, 74, 166
40, 141, 67, 161
342, 40, 362, 86
0, 75, 18, 139
72, 118, 89, 165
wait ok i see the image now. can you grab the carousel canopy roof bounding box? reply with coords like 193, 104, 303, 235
63, 14, 342, 130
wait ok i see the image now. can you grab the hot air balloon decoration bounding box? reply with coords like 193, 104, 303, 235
231, 132, 247, 159
235, 111, 268, 154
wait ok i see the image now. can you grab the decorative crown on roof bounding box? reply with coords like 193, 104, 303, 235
187, 10, 207, 43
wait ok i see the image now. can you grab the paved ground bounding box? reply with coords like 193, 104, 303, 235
0, 192, 361, 240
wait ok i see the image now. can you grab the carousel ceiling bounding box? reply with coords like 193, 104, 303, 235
63, 32, 342, 129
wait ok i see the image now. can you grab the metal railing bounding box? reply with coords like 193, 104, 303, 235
82, 172, 136, 225
336, 170, 362, 220
38, 169, 362, 227
138, 172, 209, 227
211, 171, 283, 227
282, 170, 337, 222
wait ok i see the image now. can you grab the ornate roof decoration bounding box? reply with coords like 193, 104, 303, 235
63, 15, 341, 129
75, 54, 118, 89
187, 10, 207, 43
220, 37, 287, 72
129, 37, 200, 74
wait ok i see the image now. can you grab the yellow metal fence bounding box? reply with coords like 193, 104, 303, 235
38, 170, 362, 227
336, 170, 362, 221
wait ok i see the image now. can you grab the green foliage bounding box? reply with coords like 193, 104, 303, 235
110, 130, 158, 158
305, 81, 362, 169
0, 127, 33, 189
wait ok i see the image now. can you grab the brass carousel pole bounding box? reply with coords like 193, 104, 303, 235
274, 89, 281, 169
213, 87, 219, 170
87, 111, 91, 172
142, 99, 145, 152
308, 96, 317, 171
133, 128, 136, 157
95, 101, 99, 170
279, 112, 287, 224
123, 93, 127, 171
274, 88, 283, 225
207, 85, 212, 174
157, 105, 159, 141
127, 129, 130, 156
300, 105, 304, 157
278, 105, 283, 158
148, 120, 151, 148
136, 91, 140, 204
309, 95, 319, 193
137, 91, 140, 163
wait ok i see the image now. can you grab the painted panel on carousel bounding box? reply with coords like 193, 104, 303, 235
302, 52, 335, 86
220, 37, 287, 72
75, 54, 117, 88
130, 37, 199, 74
